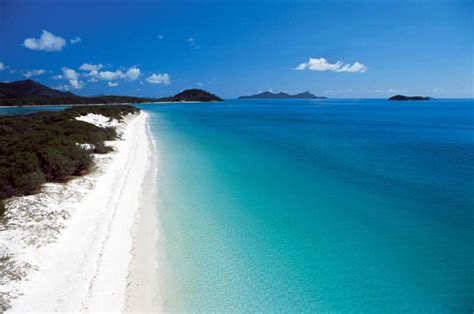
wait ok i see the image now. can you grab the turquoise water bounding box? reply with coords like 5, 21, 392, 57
140, 99, 473, 313
0, 105, 70, 115
2, 99, 473, 312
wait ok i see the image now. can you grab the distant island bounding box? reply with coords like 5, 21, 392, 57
239, 91, 326, 99
389, 95, 431, 101
0, 80, 222, 106
157, 89, 222, 102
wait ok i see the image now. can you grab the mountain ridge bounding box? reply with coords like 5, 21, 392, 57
0, 80, 222, 106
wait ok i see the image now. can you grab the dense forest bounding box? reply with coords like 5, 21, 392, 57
0, 105, 139, 215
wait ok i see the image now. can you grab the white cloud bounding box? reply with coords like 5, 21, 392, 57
87, 70, 99, 78
323, 89, 354, 95
383, 88, 399, 94
54, 64, 144, 88
126, 67, 141, 80
69, 79, 83, 89
54, 84, 70, 91
368, 88, 401, 94
296, 57, 367, 73
79, 64, 139, 81
62, 67, 79, 80
70, 37, 81, 44
79, 63, 103, 72
196, 82, 204, 86
146, 73, 170, 85
23, 30, 67, 52
98, 70, 124, 81
338, 62, 366, 72
295, 63, 307, 70
78, 64, 103, 82
187, 37, 200, 49
0, 62, 5, 70
61, 67, 83, 89
23, 69, 46, 78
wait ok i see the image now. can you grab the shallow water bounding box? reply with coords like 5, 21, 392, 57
140, 99, 474, 313
0, 105, 70, 116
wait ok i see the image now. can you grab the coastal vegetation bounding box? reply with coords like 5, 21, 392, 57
0, 105, 139, 215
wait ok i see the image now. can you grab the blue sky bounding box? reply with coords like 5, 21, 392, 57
0, 0, 472, 98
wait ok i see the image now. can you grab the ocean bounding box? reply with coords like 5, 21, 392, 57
2, 99, 473, 312
140, 99, 473, 312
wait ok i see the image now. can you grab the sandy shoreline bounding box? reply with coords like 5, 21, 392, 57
1, 111, 159, 311
125, 115, 162, 312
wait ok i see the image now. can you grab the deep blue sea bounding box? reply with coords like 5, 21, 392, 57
2, 99, 473, 312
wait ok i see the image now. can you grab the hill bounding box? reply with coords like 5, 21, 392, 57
0, 79, 76, 99
0, 80, 223, 106
157, 89, 223, 102
0, 80, 157, 106
239, 91, 326, 99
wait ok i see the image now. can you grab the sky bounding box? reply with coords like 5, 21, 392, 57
0, 0, 472, 98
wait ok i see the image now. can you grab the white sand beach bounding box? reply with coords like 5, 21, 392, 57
0, 111, 160, 312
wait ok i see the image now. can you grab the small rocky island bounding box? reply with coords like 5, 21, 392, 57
389, 95, 431, 101
239, 91, 326, 99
